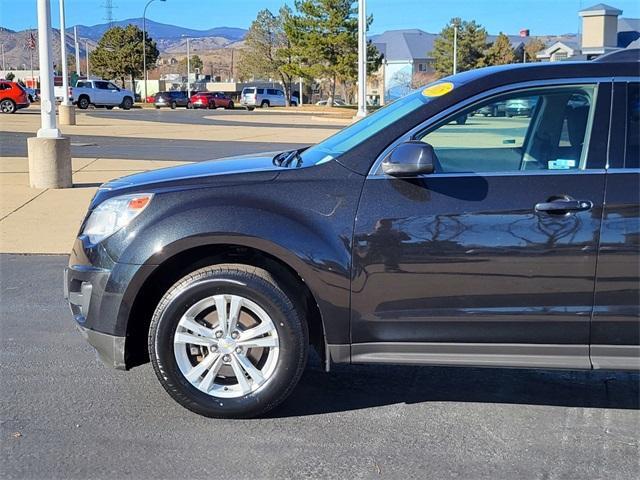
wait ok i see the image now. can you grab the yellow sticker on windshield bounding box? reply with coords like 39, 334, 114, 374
422, 82, 454, 98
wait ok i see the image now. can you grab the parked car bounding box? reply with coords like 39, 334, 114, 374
473, 101, 506, 117
65, 50, 640, 419
190, 91, 235, 110
154, 91, 191, 109
0, 81, 30, 113
240, 87, 298, 110
54, 80, 135, 110
145, 95, 155, 104
505, 97, 538, 117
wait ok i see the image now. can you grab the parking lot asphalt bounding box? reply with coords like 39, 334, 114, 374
1, 254, 639, 479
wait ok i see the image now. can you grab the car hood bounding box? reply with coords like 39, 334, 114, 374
92, 152, 289, 207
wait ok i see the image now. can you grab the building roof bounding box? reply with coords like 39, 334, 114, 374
372, 29, 437, 62
579, 3, 623, 16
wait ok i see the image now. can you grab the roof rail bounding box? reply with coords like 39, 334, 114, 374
594, 49, 640, 63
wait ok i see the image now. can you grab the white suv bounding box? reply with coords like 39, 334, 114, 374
240, 87, 298, 110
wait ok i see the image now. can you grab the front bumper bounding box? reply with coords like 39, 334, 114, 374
64, 242, 155, 370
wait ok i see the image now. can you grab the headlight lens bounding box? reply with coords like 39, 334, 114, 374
82, 193, 153, 244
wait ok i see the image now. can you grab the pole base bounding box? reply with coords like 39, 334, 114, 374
59, 104, 76, 125
27, 136, 72, 189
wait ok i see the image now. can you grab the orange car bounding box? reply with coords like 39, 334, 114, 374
0, 81, 30, 113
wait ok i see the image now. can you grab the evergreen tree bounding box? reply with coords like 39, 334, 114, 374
179, 54, 204, 75
523, 38, 547, 62
286, 0, 382, 106
432, 18, 487, 77
89, 25, 159, 86
485, 33, 516, 66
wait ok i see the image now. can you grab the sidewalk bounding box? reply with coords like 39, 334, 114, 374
0, 157, 187, 254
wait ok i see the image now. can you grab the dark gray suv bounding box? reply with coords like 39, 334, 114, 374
154, 91, 191, 109
65, 51, 640, 418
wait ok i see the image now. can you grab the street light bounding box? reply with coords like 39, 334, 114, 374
143, 0, 166, 102
356, 0, 366, 117
181, 34, 192, 96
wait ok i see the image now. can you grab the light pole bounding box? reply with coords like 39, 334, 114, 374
356, 0, 367, 117
27, 0, 71, 189
143, 0, 166, 102
1, 44, 5, 71
85, 40, 90, 78
181, 34, 191, 95
58, 0, 75, 125
453, 23, 458, 75
74, 25, 80, 75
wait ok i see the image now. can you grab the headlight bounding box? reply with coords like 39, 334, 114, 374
82, 193, 153, 244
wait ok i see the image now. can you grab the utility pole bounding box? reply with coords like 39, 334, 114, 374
186, 37, 190, 95
453, 23, 458, 75
59, 0, 75, 125
299, 77, 303, 106
27, 0, 72, 189
85, 40, 90, 78
74, 26, 80, 75
1, 44, 5, 71
143, 0, 166, 103
356, 0, 367, 117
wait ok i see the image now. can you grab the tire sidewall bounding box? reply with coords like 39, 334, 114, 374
150, 271, 306, 418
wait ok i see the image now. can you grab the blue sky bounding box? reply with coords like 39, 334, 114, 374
1, 0, 639, 36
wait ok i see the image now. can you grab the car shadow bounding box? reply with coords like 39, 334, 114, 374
270, 353, 640, 418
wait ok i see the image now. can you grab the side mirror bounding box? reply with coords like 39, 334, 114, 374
381, 141, 437, 177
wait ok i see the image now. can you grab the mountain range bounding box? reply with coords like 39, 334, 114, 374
0, 19, 247, 70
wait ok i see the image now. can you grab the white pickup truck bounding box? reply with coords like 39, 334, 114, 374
55, 80, 135, 110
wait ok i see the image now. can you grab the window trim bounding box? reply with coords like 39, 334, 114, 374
370, 77, 611, 177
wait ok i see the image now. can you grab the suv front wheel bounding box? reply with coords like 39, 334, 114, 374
149, 264, 308, 418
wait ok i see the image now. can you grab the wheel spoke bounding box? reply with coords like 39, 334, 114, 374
199, 355, 224, 392
238, 322, 274, 342
174, 331, 215, 347
185, 352, 219, 383
214, 295, 228, 335
227, 296, 243, 334
233, 352, 265, 385
179, 317, 215, 339
236, 336, 278, 349
229, 355, 252, 394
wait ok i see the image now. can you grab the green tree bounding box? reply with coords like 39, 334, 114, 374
179, 54, 204, 75
286, 0, 382, 106
237, 7, 298, 105
89, 25, 159, 86
523, 38, 546, 62
5, 72, 15, 81
485, 33, 516, 66
431, 18, 487, 77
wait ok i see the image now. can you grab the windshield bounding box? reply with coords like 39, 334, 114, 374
297, 88, 431, 165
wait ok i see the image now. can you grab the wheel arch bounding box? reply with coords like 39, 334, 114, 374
123, 242, 327, 370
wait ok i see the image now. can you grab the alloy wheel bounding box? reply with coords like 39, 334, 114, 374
173, 294, 279, 398
1, 99, 16, 113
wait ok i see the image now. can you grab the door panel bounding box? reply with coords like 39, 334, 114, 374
352, 172, 605, 345
351, 82, 610, 361
591, 82, 640, 370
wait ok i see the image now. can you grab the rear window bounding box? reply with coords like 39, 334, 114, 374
242, 88, 256, 94
76, 81, 88, 88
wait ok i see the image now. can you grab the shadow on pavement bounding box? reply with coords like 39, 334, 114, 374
271, 354, 640, 417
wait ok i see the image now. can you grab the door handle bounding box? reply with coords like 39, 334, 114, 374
535, 198, 593, 214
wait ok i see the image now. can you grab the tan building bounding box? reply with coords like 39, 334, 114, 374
537, 3, 639, 61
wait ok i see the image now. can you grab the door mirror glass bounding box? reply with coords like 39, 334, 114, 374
381, 141, 437, 177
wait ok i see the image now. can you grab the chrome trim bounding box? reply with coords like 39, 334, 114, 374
591, 345, 640, 370
606, 168, 640, 173
370, 78, 613, 176
367, 169, 607, 180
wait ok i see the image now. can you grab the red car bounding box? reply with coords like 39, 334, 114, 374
0, 81, 30, 113
189, 91, 234, 109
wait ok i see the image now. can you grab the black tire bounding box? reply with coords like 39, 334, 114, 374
170, 101, 177, 110
0, 98, 16, 114
155, 105, 160, 109
77, 96, 90, 110
105, 106, 114, 110
186, 101, 193, 109
121, 97, 133, 110
246, 106, 255, 111
208, 102, 215, 110
149, 264, 308, 419
227, 101, 234, 110
261, 100, 270, 109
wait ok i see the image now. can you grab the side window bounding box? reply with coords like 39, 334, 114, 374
256, 88, 264, 94
76, 81, 87, 88
106, 82, 118, 90
626, 83, 639, 168
267, 89, 275, 95
418, 85, 595, 173
0, 83, 8, 90
95, 81, 109, 90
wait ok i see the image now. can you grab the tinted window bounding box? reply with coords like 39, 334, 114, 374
76, 81, 88, 88
106, 82, 118, 90
418, 86, 595, 173
94, 81, 110, 90
0, 83, 8, 90
267, 89, 277, 95
242, 88, 255, 94
626, 83, 639, 168
256, 88, 264, 94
